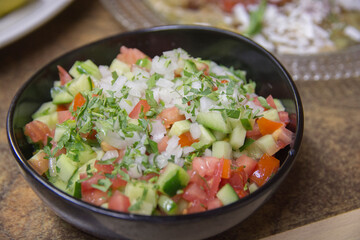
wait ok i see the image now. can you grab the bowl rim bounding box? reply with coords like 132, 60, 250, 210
6, 24, 304, 222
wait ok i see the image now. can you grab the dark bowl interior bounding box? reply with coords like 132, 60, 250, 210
7, 25, 303, 240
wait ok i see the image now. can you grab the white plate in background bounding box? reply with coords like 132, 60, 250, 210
0, 0, 72, 48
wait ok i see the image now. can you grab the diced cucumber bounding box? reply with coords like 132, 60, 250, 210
157, 162, 190, 197
240, 118, 254, 130
229, 125, 246, 149
78, 143, 97, 165
32, 101, 57, 119
78, 158, 97, 175
176, 199, 189, 215
34, 112, 58, 130
212, 141, 233, 159
242, 82, 256, 94
228, 117, 241, 129
244, 143, 264, 160
212, 130, 227, 141
109, 58, 131, 75
183, 59, 198, 74
168, 120, 191, 137
48, 176, 68, 192
248, 182, 259, 194
273, 99, 285, 112
51, 86, 74, 104
136, 58, 152, 70
53, 120, 76, 142
255, 134, 278, 156
125, 181, 157, 215
158, 195, 177, 215
69, 60, 101, 80
67, 74, 93, 96
191, 125, 216, 150
262, 108, 280, 122
56, 154, 77, 182
216, 183, 239, 205
196, 111, 231, 133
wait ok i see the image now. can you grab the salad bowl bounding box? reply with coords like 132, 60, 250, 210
7, 25, 303, 240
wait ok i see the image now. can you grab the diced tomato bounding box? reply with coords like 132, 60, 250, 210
250, 154, 280, 187
186, 201, 206, 214
235, 155, 257, 177
94, 160, 114, 174
50, 140, 66, 157
81, 173, 106, 192
80, 129, 97, 140
56, 104, 69, 111
234, 188, 249, 199
266, 95, 277, 109
28, 151, 48, 175
220, 79, 229, 84
246, 122, 262, 140
272, 126, 293, 149
278, 111, 290, 125
157, 106, 186, 128
228, 168, 248, 191
108, 190, 130, 212
129, 99, 151, 119
110, 174, 128, 190
221, 159, 232, 179
57, 65, 72, 86
157, 135, 169, 153
139, 172, 158, 182
117, 46, 150, 66
58, 110, 75, 124
81, 189, 108, 206
212, 86, 218, 91
218, 0, 256, 12
183, 183, 208, 205
73, 92, 86, 112
252, 97, 263, 108
257, 117, 284, 136
192, 157, 223, 198
207, 198, 223, 210
24, 120, 52, 145
178, 131, 199, 147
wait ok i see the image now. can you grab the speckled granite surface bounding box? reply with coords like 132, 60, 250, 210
0, 1, 359, 239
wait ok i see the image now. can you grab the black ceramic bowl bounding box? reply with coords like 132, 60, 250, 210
7, 25, 303, 240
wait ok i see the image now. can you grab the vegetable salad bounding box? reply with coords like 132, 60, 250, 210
24, 46, 294, 215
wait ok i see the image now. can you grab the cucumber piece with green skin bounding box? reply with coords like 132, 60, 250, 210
262, 108, 280, 122
34, 112, 58, 130
196, 111, 231, 133
67, 74, 93, 96
229, 125, 247, 149
125, 181, 157, 215
255, 134, 278, 156
69, 60, 101, 80
56, 154, 77, 182
212, 141, 233, 159
51, 86, 74, 104
168, 120, 191, 137
109, 58, 131, 75
78, 143, 97, 165
32, 101, 57, 119
191, 124, 216, 150
157, 162, 190, 197
216, 183, 239, 205
240, 118, 254, 130
183, 59, 198, 75
158, 195, 177, 215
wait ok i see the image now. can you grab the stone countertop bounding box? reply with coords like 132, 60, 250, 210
0, 0, 359, 239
